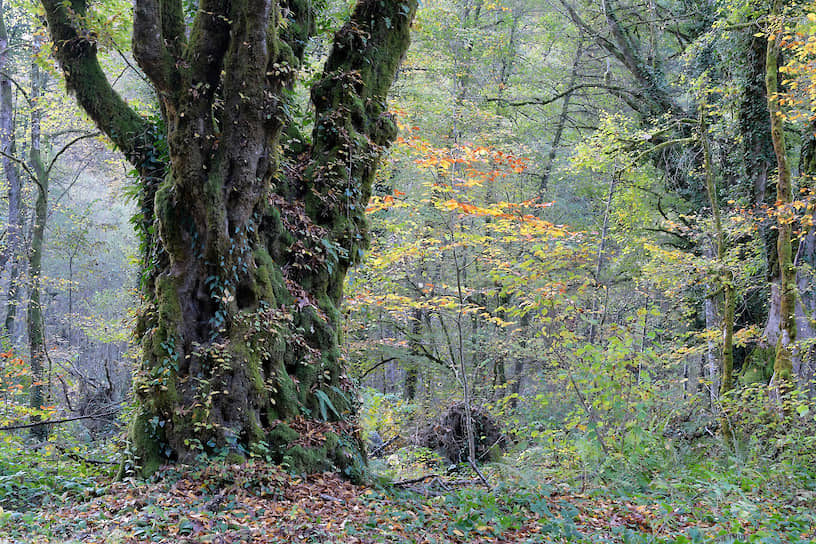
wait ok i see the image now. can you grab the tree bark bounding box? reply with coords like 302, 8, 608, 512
794, 119, 816, 393
41, 0, 417, 478
704, 286, 720, 409
404, 307, 422, 401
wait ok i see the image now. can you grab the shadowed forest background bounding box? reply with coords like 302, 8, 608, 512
0, 0, 815, 542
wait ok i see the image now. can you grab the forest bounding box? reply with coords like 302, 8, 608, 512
0, 0, 815, 542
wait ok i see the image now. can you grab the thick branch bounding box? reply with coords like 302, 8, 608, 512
603, 0, 683, 115
159, 0, 186, 55
287, 0, 417, 318
133, 0, 178, 94
185, 0, 231, 105
0, 409, 120, 431
558, 0, 684, 116
41, 0, 158, 169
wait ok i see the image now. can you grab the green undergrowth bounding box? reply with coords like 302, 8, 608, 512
0, 431, 117, 513
0, 431, 813, 543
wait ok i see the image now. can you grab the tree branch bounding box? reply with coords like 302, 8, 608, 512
360, 357, 399, 379
41, 0, 158, 169
486, 83, 646, 108
0, 408, 121, 431
0, 148, 38, 184
46, 131, 101, 178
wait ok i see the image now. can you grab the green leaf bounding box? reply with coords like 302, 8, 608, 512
314, 389, 340, 421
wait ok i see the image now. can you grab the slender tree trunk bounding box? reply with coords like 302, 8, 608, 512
704, 289, 720, 409
509, 312, 530, 408
453, 244, 477, 465
0, 0, 23, 338
588, 174, 616, 344
28, 59, 48, 440
492, 291, 509, 398
404, 307, 421, 401
539, 34, 583, 192
766, 1, 795, 397
701, 113, 733, 442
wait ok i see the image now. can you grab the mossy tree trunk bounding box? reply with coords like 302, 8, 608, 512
738, 30, 780, 384
41, 0, 417, 477
700, 112, 734, 444
765, 0, 795, 397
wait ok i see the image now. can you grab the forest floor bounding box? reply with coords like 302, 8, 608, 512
0, 456, 814, 544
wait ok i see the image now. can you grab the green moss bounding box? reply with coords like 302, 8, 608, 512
272, 365, 301, 417
229, 330, 266, 399
774, 338, 793, 382
267, 428, 345, 475
247, 412, 265, 444
741, 346, 774, 384
155, 276, 182, 329
154, 179, 186, 259
253, 247, 275, 293
267, 422, 298, 445
225, 452, 246, 464
128, 409, 164, 477
282, 445, 329, 474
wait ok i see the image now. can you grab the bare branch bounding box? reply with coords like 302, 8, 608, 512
46, 131, 101, 177
0, 408, 121, 431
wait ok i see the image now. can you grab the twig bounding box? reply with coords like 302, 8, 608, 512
0, 409, 120, 431
445, 478, 482, 486
469, 458, 492, 491
360, 357, 398, 379
432, 476, 451, 491
393, 474, 439, 487
54, 444, 118, 466
57, 374, 76, 412
369, 435, 400, 458
553, 351, 612, 456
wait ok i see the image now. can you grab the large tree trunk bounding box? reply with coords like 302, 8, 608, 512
42, 0, 416, 478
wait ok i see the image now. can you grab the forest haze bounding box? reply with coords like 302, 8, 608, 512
0, 0, 815, 542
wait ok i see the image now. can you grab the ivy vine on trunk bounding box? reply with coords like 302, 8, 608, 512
40, 0, 417, 478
